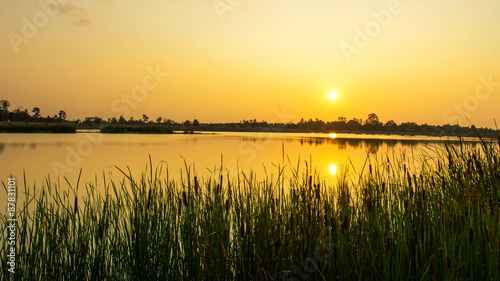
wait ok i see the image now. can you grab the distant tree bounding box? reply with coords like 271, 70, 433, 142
399, 122, 419, 132
365, 113, 381, 126
11, 108, 31, 122
109, 117, 118, 124
0, 100, 10, 111
156, 116, 162, 123
142, 114, 149, 123
32, 107, 41, 118
337, 116, 347, 123
0, 100, 10, 121
193, 119, 200, 126
184, 120, 191, 126
58, 110, 67, 120
363, 113, 382, 131
118, 116, 126, 123
164, 118, 175, 125
346, 118, 362, 130
384, 120, 398, 131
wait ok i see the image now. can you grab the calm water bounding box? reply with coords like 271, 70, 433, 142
0, 131, 458, 187
0, 131, 467, 213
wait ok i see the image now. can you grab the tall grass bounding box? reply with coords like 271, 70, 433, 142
1, 137, 499, 280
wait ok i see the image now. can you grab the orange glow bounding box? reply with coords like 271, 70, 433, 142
0, 1, 498, 126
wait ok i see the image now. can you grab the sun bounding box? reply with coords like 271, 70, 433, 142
329, 91, 338, 99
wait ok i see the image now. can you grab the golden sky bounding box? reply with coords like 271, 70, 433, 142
1, 0, 499, 127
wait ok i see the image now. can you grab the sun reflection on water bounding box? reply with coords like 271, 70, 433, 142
330, 164, 337, 175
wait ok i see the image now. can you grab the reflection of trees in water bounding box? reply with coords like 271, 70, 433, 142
242, 137, 294, 144
0, 142, 38, 155
365, 142, 379, 154
337, 141, 346, 150
300, 138, 325, 146
295, 137, 447, 154
237, 136, 451, 154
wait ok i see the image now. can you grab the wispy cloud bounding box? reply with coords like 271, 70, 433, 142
32, 2, 92, 27
74, 18, 92, 27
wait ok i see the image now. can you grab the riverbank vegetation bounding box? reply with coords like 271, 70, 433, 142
1, 136, 499, 280
2, 99, 498, 136
100, 125, 174, 134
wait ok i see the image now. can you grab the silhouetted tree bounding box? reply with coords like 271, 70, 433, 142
164, 118, 175, 125
0, 100, 10, 111
11, 108, 30, 122
347, 118, 362, 130
364, 113, 382, 131
365, 113, 381, 126
0, 100, 10, 121
184, 120, 191, 126
118, 116, 126, 123
32, 107, 41, 118
385, 120, 398, 131
142, 114, 149, 123
156, 117, 162, 123
193, 119, 200, 126
58, 110, 66, 120
399, 122, 419, 132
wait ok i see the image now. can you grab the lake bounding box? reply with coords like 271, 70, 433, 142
0, 131, 461, 187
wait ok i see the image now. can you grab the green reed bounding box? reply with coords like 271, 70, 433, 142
1, 137, 499, 280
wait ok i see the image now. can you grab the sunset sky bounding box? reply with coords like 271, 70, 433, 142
1, 0, 499, 127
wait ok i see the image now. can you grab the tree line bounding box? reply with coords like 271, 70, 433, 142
0, 100, 66, 123
1, 99, 497, 135
216, 113, 497, 135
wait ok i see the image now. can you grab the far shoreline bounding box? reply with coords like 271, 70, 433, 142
0, 121, 498, 139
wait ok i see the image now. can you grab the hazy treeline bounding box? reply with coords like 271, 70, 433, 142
1, 99, 497, 135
